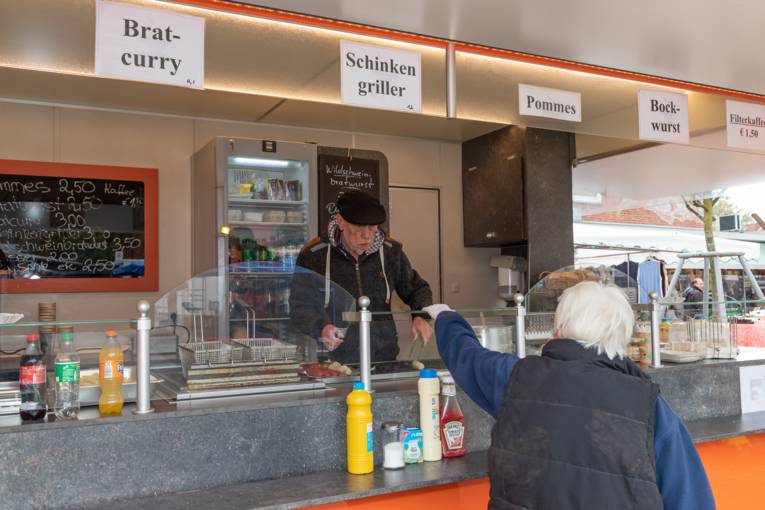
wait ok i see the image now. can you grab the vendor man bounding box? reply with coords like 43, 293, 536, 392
289, 190, 433, 363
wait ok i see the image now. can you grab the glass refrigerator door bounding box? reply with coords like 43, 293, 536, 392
225, 150, 313, 341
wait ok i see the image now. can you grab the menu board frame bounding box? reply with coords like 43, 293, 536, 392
0, 159, 158, 294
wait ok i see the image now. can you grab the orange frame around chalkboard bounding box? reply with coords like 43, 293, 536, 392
0, 159, 158, 293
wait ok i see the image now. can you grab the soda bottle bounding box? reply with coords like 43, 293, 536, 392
439, 375, 466, 458
19, 333, 47, 421
99, 330, 124, 416
54, 332, 80, 420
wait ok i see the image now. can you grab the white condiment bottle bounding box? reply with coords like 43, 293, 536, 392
418, 369, 442, 461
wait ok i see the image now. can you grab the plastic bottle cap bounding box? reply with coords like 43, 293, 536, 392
420, 369, 437, 378
105, 329, 118, 337
25, 333, 39, 342
353, 382, 365, 390
60, 332, 74, 342
440, 375, 455, 384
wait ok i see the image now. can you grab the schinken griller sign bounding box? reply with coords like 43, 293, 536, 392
340, 40, 422, 113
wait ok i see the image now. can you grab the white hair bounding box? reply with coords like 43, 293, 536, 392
553, 281, 634, 359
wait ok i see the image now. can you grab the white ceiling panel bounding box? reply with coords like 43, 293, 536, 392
244, 0, 765, 95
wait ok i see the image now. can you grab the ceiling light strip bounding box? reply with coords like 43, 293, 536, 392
166, 0, 765, 105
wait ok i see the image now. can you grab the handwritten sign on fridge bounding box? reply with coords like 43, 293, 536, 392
317, 152, 382, 231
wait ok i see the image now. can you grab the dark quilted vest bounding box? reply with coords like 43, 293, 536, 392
488, 339, 663, 510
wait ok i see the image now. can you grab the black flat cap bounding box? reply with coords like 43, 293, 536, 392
336, 190, 386, 225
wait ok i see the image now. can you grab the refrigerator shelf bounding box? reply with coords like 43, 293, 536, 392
228, 198, 307, 207
228, 221, 308, 228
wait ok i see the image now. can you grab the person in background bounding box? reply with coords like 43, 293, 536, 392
682, 277, 705, 318
290, 189, 433, 364
424, 281, 715, 510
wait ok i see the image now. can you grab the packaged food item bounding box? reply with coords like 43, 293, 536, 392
403, 427, 423, 464
286, 180, 302, 201
267, 178, 285, 201
253, 176, 268, 199
263, 210, 286, 223
228, 209, 243, 221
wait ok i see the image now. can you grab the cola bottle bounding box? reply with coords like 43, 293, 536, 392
19, 333, 47, 421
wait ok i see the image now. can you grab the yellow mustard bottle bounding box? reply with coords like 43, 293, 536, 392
347, 381, 374, 474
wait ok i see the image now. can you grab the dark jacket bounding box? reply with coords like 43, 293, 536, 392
682, 284, 704, 317
289, 231, 432, 363
435, 311, 715, 510
490, 339, 662, 510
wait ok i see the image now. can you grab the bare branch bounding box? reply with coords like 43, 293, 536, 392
684, 199, 705, 222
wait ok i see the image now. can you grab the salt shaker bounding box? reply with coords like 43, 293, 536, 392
381, 421, 405, 469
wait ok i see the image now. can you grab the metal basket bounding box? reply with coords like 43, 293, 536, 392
232, 338, 299, 363
179, 340, 248, 366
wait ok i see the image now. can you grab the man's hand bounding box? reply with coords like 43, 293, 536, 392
423, 304, 453, 322
411, 316, 433, 345
320, 324, 346, 351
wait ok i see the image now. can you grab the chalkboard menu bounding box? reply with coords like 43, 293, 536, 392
317, 147, 389, 232
0, 159, 157, 293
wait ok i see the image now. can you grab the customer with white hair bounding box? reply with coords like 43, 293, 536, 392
425, 281, 714, 510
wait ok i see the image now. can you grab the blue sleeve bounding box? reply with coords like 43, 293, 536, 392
654, 396, 716, 510
435, 311, 519, 418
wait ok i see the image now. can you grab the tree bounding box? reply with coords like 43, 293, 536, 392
683, 195, 722, 318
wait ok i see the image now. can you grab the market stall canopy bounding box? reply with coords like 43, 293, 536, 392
574, 222, 762, 267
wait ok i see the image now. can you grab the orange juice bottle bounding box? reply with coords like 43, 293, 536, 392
99, 330, 124, 416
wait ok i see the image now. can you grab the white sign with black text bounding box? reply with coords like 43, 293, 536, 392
740, 365, 765, 414
638, 90, 689, 143
340, 40, 421, 113
726, 100, 765, 151
95, 0, 205, 89
518, 84, 581, 122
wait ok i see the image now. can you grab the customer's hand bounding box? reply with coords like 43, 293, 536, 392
423, 304, 454, 321
411, 316, 433, 345
320, 324, 346, 351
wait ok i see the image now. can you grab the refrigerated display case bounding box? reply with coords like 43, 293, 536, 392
191, 137, 318, 342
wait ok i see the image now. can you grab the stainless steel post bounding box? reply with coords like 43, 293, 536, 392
703, 256, 709, 319
665, 258, 685, 297
446, 42, 457, 118
513, 293, 526, 359
649, 292, 662, 368
133, 300, 154, 415
739, 255, 765, 300
714, 256, 727, 321
358, 296, 372, 392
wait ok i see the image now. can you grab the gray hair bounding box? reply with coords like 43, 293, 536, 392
553, 281, 634, 359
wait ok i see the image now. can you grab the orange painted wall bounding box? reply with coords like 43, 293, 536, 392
307, 433, 765, 510
696, 433, 765, 510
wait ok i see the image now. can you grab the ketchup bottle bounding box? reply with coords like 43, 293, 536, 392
439, 375, 466, 458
